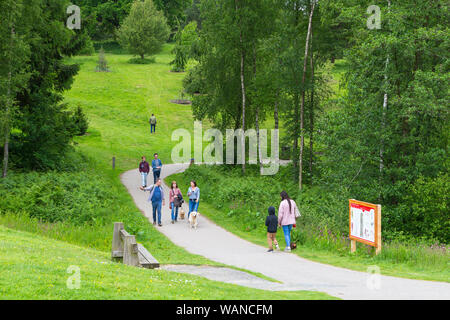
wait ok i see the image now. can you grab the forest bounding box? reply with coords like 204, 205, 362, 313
0, 0, 448, 284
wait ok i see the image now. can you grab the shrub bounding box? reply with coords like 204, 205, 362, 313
0, 171, 114, 225
70, 106, 89, 136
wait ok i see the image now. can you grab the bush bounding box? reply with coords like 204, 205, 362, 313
0, 170, 114, 225
70, 106, 89, 136
177, 164, 449, 244
128, 57, 156, 64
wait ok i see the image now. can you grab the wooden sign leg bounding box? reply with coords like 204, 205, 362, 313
375, 244, 381, 255
351, 240, 356, 253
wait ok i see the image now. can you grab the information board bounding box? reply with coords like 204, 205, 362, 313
349, 199, 381, 251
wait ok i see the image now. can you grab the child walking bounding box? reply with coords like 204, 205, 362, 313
265, 206, 280, 252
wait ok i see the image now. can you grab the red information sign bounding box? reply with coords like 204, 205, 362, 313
349, 199, 381, 250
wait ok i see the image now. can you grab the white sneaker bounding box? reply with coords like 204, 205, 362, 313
284, 247, 291, 252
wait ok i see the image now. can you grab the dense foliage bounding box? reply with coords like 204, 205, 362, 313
0, 0, 89, 172
181, 0, 449, 243
170, 21, 198, 72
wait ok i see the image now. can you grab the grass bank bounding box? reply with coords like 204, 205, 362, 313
0, 225, 335, 299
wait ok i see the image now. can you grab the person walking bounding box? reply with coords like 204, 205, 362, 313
265, 206, 280, 252
138, 156, 150, 187
187, 180, 200, 219
169, 181, 183, 224
149, 114, 157, 133
151, 153, 162, 184
140, 178, 165, 227
278, 191, 298, 252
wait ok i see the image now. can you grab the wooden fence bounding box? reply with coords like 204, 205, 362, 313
111, 222, 159, 269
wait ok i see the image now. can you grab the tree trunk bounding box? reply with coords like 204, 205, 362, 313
274, 89, 279, 130
236, 0, 246, 174
309, 36, 314, 182
299, 0, 315, 190
379, 1, 391, 197
293, 92, 299, 169
2, 25, 14, 178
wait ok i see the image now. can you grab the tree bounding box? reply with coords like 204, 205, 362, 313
6, 0, 82, 171
153, 0, 192, 32
96, 47, 110, 72
171, 21, 198, 72
298, 0, 316, 190
117, 0, 170, 60
0, 0, 30, 177
316, 0, 449, 242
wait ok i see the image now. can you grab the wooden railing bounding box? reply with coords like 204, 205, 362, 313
111, 222, 159, 269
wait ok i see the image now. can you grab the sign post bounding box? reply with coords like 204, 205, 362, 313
349, 199, 381, 254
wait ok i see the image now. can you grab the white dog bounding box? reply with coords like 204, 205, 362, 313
188, 211, 200, 229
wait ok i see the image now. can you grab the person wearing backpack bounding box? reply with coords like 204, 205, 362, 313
265, 206, 280, 252
138, 156, 150, 187
278, 191, 300, 252
149, 114, 157, 133
169, 181, 183, 224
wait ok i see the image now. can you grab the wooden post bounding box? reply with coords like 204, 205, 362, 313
123, 234, 139, 267
351, 240, 356, 253
112, 156, 116, 169
111, 222, 124, 261
375, 204, 382, 255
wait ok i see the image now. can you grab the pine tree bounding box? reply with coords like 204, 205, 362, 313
96, 47, 109, 72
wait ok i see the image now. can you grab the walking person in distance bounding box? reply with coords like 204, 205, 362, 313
138, 156, 150, 187
149, 114, 157, 133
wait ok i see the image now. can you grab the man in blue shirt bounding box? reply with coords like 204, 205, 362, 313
151, 153, 162, 184
140, 178, 165, 226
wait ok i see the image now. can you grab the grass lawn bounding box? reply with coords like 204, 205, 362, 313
65, 44, 200, 170
0, 225, 336, 300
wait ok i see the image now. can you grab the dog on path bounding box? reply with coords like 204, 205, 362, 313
179, 207, 185, 220
188, 211, 199, 229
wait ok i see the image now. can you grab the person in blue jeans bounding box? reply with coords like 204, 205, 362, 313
140, 178, 165, 227
138, 156, 150, 187
187, 180, 200, 218
277, 191, 298, 251
151, 153, 162, 184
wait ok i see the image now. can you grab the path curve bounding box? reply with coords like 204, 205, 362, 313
121, 163, 450, 300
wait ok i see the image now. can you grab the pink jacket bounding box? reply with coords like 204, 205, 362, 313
169, 188, 181, 203
278, 199, 298, 226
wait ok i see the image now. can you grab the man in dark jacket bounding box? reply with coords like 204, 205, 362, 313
139, 156, 150, 187
265, 206, 280, 252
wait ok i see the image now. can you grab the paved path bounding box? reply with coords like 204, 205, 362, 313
121, 163, 450, 300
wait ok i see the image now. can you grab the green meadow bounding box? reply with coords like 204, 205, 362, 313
0, 225, 335, 300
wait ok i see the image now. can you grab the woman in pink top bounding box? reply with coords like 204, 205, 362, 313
278, 191, 298, 251
169, 181, 182, 223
